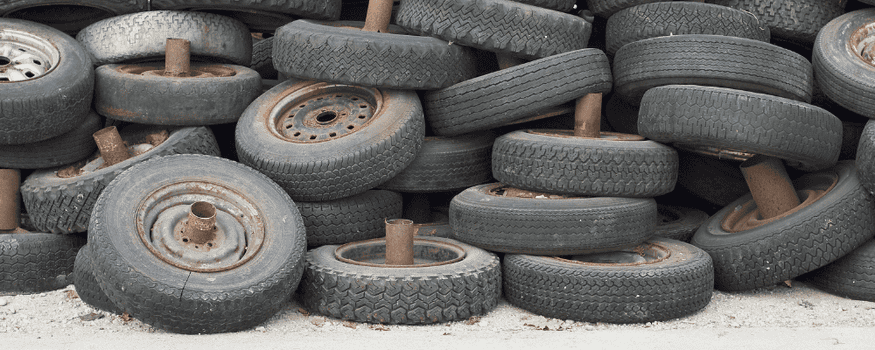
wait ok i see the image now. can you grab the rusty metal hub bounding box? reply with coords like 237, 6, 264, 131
674, 144, 754, 162
0, 29, 59, 82
269, 83, 382, 143
851, 22, 875, 66
334, 238, 466, 268
136, 181, 265, 272
556, 242, 670, 266
56, 127, 169, 178
487, 184, 575, 199
116, 64, 237, 78
527, 129, 645, 141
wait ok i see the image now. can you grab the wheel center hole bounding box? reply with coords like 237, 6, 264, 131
316, 111, 338, 125
0, 56, 10, 66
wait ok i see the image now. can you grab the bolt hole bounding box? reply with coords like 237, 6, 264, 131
351, 97, 358, 101
299, 104, 306, 108
195, 245, 199, 249
207, 243, 213, 247
0, 78, 8, 82
183, 238, 189, 242
33, 60, 41, 66
0, 56, 10, 65
358, 115, 366, 119
309, 135, 317, 140
329, 132, 337, 137
359, 104, 367, 108
17, 48, 24, 52
347, 125, 354, 130
24, 71, 34, 78
293, 132, 301, 137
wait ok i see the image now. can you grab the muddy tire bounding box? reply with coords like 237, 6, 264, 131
655, 204, 709, 242
492, 129, 678, 197
0, 232, 84, 293
813, 9, 875, 118
423, 49, 612, 136
300, 236, 501, 325
691, 161, 875, 291
613, 35, 813, 104
605, 2, 770, 56
21, 126, 220, 234
450, 183, 657, 255
706, 0, 846, 45
503, 237, 714, 323
856, 120, 875, 196
72, 246, 121, 314
379, 132, 496, 193
235, 80, 424, 202
0, 111, 100, 169
638, 85, 842, 172
88, 154, 307, 334
0, 19, 94, 145
396, 0, 591, 59
94, 63, 261, 125
76, 11, 252, 66
297, 190, 403, 247
799, 239, 875, 302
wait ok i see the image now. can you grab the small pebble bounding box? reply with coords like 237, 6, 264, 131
0, 298, 7, 306
255, 326, 266, 332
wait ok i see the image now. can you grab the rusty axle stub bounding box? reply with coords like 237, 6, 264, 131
92, 126, 131, 167
362, 0, 394, 33
0, 168, 20, 231
574, 93, 603, 138
740, 155, 801, 220
183, 201, 218, 246
164, 38, 191, 77
334, 237, 467, 268
385, 218, 414, 265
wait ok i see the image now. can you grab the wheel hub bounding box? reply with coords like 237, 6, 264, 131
269, 83, 382, 143
0, 29, 59, 82
851, 22, 875, 67
334, 238, 466, 268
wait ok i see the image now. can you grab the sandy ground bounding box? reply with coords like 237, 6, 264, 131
2, 280, 875, 348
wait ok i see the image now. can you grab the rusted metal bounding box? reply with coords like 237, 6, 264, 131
496, 54, 527, 70
740, 155, 800, 220
489, 184, 573, 199
164, 38, 191, 77
334, 237, 466, 268
92, 126, 131, 167
0, 169, 20, 231
362, 0, 393, 32
574, 93, 603, 138
528, 129, 645, 141
183, 201, 218, 245
558, 241, 670, 267
674, 144, 754, 162
384, 218, 414, 265
270, 83, 382, 143
851, 22, 875, 66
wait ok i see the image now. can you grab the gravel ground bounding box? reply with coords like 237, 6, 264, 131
2, 279, 875, 347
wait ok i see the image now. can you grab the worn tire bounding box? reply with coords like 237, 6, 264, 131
76, 11, 252, 66
450, 183, 657, 255
856, 120, 875, 196
0, 0, 147, 35
706, 0, 846, 45
613, 34, 813, 104
511, 0, 575, 11
0, 19, 94, 145
605, 2, 770, 56
638, 85, 842, 172
72, 245, 121, 314
655, 204, 709, 242
396, 0, 591, 60
251, 37, 277, 79
799, 240, 875, 302
492, 130, 678, 197
94, 63, 261, 125
21, 126, 220, 234
813, 9, 875, 118
586, 0, 662, 18
299, 237, 501, 324
0, 232, 85, 293
424, 49, 612, 136
691, 161, 875, 291
503, 237, 714, 323
152, 0, 341, 20
89, 154, 307, 334
236, 80, 424, 202
0, 110, 100, 169
297, 190, 403, 247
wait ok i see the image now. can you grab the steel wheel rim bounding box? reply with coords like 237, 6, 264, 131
555, 242, 671, 266
851, 21, 875, 67
269, 83, 383, 143
0, 29, 60, 82
334, 238, 466, 268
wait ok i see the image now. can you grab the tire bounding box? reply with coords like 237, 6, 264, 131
605, 2, 770, 56
152, 0, 341, 20
0, 19, 94, 145
799, 240, 875, 302
0, 110, 100, 169
706, 0, 846, 45
0, 1, 147, 35
613, 34, 813, 104
856, 120, 875, 196
450, 183, 657, 255
273, 20, 479, 90
72, 246, 121, 314
94, 63, 262, 125
675, 150, 749, 207
586, 0, 662, 18
638, 85, 842, 172
841, 120, 865, 160
0, 232, 85, 293
655, 204, 709, 242
396, 0, 591, 60
492, 129, 678, 197
510, 0, 575, 11
235, 80, 424, 202
423, 49, 612, 136
88, 154, 307, 334
251, 37, 277, 80
378, 132, 496, 193
299, 237, 501, 324
503, 237, 714, 323
76, 11, 252, 66
691, 161, 875, 291
297, 190, 403, 247
813, 9, 875, 118
21, 125, 221, 234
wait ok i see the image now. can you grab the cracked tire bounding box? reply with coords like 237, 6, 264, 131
503, 237, 714, 323
706, 0, 846, 45
450, 183, 657, 255
691, 161, 875, 291
72, 245, 121, 314
0, 232, 85, 293
0, 110, 100, 169
799, 239, 875, 302
299, 236, 501, 325
638, 85, 842, 172
21, 125, 221, 234
297, 190, 403, 247
88, 154, 307, 334
813, 9, 875, 118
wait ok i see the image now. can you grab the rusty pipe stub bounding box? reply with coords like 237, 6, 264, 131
0, 169, 20, 231
164, 38, 191, 77
740, 155, 801, 220
93, 126, 131, 167
574, 93, 603, 138
384, 218, 414, 265
362, 0, 394, 32
183, 201, 218, 245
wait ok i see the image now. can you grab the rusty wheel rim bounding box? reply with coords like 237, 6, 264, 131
486, 183, 575, 199
720, 170, 839, 233
554, 242, 671, 266
334, 238, 466, 268
851, 21, 875, 66
268, 83, 382, 143
136, 181, 265, 272
116, 64, 237, 78
0, 29, 59, 82
56, 128, 169, 178
674, 144, 754, 162
526, 129, 645, 141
